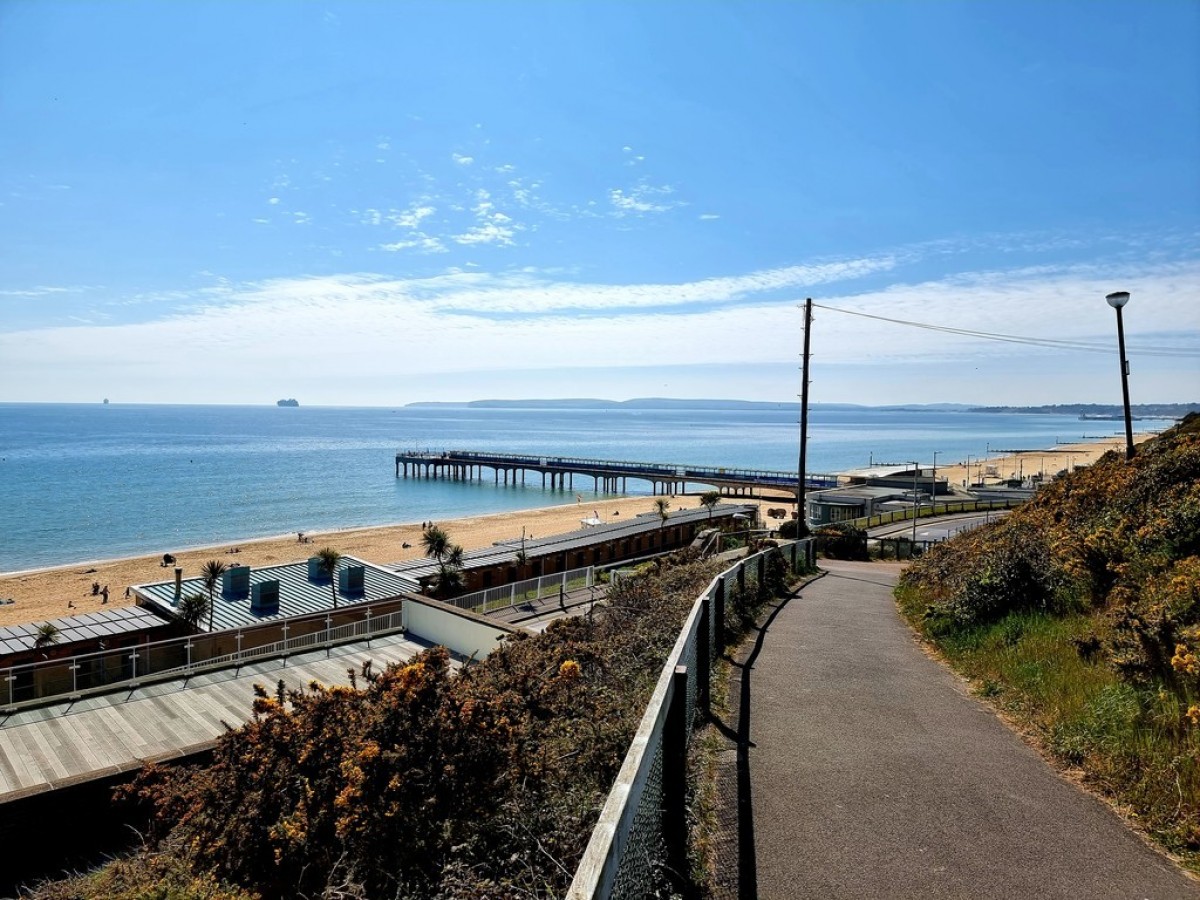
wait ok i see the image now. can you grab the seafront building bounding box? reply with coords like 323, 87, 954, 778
0, 503, 757, 706
132, 556, 418, 632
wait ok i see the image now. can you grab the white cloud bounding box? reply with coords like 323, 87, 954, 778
453, 222, 517, 246
609, 184, 683, 216
0, 285, 85, 297
379, 235, 447, 253
267, 197, 280, 205
699, 213, 720, 221
4, 254, 1195, 405
388, 204, 436, 230
452, 153, 474, 166
293, 211, 311, 225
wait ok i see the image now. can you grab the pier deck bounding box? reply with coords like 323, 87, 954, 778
396, 450, 838, 497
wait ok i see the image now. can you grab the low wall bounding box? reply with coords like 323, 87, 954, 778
402, 595, 519, 661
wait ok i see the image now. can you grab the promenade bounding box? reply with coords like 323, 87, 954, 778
715, 559, 1197, 899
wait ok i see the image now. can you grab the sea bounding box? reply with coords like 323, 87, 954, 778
0, 402, 1133, 572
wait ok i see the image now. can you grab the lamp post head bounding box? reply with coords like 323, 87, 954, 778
1106, 291, 1130, 309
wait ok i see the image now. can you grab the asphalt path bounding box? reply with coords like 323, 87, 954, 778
748, 559, 1198, 899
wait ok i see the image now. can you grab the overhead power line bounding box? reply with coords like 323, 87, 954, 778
809, 302, 1200, 358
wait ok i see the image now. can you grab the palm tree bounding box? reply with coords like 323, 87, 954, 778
316, 547, 342, 610
200, 560, 228, 632
34, 622, 60, 650
421, 525, 450, 562
432, 543, 466, 600
432, 560, 465, 599
700, 490, 720, 520
178, 592, 209, 629
654, 497, 671, 548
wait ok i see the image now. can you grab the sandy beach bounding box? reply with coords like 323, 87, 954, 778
0, 495, 745, 629
935, 433, 1156, 488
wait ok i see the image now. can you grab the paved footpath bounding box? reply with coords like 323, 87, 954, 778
747, 559, 1198, 899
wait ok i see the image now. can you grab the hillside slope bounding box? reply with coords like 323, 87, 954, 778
898, 414, 1200, 868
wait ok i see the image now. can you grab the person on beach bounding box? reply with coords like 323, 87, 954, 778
101, 585, 109, 604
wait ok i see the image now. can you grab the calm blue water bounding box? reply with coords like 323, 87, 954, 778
0, 403, 1120, 571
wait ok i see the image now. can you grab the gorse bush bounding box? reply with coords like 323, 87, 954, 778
898, 415, 1200, 865
902, 416, 1200, 678
103, 552, 727, 900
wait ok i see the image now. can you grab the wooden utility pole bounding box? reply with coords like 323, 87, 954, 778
796, 298, 813, 532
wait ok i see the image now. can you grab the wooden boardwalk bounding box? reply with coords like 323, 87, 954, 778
0, 632, 434, 803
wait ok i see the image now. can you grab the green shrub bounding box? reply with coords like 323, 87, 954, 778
815, 523, 868, 560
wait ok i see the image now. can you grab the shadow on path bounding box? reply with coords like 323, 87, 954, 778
728, 580, 810, 900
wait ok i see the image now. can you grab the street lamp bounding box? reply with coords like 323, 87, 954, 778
1105, 291, 1135, 460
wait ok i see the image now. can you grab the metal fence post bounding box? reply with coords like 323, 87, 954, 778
713, 580, 725, 654
663, 665, 689, 888
697, 601, 710, 716
737, 562, 745, 596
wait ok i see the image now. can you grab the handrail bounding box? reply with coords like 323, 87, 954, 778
841, 497, 1024, 532
441, 567, 595, 615
1, 598, 408, 713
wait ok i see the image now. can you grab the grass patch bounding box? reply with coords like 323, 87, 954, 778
898, 593, 1200, 869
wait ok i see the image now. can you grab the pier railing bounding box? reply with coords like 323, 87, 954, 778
1, 598, 409, 713
567, 538, 815, 899
397, 449, 839, 489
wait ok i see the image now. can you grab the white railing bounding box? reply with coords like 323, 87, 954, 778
2, 602, 407, 713
443, 566, 595, 615
567, 539, 815, 899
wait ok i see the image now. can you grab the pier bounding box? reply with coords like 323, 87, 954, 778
395, 449, 838, 497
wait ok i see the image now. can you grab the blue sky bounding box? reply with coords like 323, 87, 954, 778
1, 0, 1197, 405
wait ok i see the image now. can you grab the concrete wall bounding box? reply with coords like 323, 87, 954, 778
403, 595, 517, 661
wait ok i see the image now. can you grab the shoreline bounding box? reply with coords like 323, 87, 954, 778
0, 495, 742, 629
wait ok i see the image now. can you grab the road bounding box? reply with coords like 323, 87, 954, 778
869, 510, 1010, 543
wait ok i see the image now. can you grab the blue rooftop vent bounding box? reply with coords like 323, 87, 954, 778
307, 556, 330, 581
251, 580, 280, 614
222, 565, 250, 598
339, 565, 365, 596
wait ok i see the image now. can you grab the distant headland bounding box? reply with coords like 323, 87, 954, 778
276, 398, 300, 407
970, 403, 1197, 418
404, 398, 1197, 416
